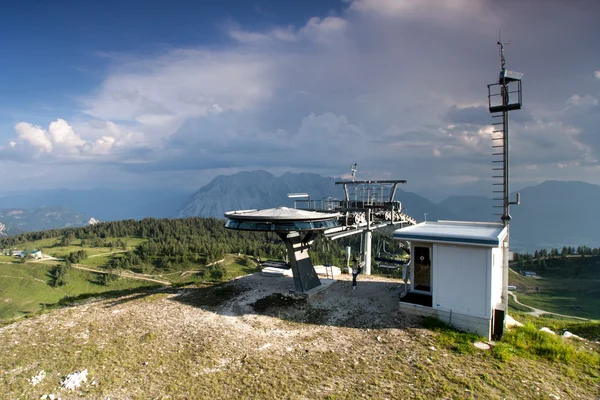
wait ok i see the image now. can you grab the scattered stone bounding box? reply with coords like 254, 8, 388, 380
473, 341, 491, 350
428, 346, 436, 351
376, 336, 381, 341
257, 343, 272, 351
61, 369, 88, 390
504, 315, 523, 328
562, 331, 582, 340
549, 394, 560, 399
539, 327, 555, 335
30, 370, 46, 386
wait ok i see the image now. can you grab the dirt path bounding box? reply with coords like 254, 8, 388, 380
0, 274, 47, 284
87, 250, 127, 258
71, 264, 171, 286
179, 258, 226, 277
508, 292, 589, 321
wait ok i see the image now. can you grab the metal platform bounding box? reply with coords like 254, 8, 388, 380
224, 207, 340, 293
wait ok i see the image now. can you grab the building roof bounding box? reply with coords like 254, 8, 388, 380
392, 220, 507, 247
224, 207, 340, 232
224, 207, 339, 222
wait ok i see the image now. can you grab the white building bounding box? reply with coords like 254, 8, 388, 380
393, 221, 507, 340
17, 250, 42, 259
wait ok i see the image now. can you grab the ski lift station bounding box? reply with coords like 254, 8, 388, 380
392, 221, 507, 340
224, 41, 522, 340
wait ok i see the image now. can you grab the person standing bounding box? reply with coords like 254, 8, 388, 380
352, 257, 360, 289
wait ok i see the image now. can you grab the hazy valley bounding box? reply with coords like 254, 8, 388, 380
2, 171, 600, 252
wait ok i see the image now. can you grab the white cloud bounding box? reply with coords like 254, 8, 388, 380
15, 122, 53, 153
349, 0, 489, 25
7, 119, 126, 159
81, 50, 275, 142
228, 16, 347, 45
566, 94, 598, 107
88, 136, 116, 155
595, 71, 600, 80
351, 0, 467, 14
49, 119, 85, 154
207, 104, 223, 115
3, 0, 600, 192
228, 25, 297, 43
299, 17, 348, 44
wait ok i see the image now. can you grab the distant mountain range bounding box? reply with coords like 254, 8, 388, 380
177, 171, 453, 222
176, 171, 600, 252
178, 171, 343, 218
0, 189, 191, 221
0, 206, 92, 235
1, 172, 599, 252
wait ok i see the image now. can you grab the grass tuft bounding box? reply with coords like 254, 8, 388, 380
422, 317, 482, 354
497, 322, 600, 368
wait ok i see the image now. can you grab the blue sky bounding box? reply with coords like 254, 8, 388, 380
1, 0, 599, 197
0, 0, 341, 124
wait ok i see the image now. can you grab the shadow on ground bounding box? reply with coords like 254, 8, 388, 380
88, 273, 418, 330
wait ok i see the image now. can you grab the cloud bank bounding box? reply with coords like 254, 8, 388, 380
2, 0, 600, 194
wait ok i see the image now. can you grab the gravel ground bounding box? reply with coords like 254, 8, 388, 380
1, 272, 597, 399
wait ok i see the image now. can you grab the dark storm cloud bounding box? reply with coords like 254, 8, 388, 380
3, 0, 600, 191
445, 106, 490, 126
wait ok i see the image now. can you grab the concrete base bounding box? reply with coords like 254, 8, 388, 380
399, 301, 492, 340
290, 279, 336, 298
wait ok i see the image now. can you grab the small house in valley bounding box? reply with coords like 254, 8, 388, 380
20, 250, 42, 259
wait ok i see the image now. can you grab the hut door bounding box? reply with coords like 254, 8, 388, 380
413, 246, 431, 293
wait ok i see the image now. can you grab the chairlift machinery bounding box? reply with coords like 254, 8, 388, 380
289, 164, 417, 275
374, 239, 408, 270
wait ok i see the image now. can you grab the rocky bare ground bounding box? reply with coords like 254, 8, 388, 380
0, 273, 598, 399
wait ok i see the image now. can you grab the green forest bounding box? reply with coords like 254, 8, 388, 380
0, 217, 406, 276
512, 246, 600, 279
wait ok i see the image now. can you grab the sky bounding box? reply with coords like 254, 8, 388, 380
1, 0, 599, 198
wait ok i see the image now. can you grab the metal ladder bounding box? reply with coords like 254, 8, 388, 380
491, 111, 507, 217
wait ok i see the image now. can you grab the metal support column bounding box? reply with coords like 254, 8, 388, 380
500, 105, 510, 332
279, 231, 321, 292
363, 209, 372, 275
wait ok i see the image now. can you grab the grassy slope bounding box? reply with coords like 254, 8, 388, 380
509, 269, 600, 319
10, 237, 144, 258
0, 263, 158, 322
510, 312, 600, 341
0, 248, 256, 323
0, 284, 598, 399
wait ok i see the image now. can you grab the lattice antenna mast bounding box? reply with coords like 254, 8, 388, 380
498, 39, 510, 223
498, 39, 510, 73
350, 163, 358, 200
487, 36, 523, 340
